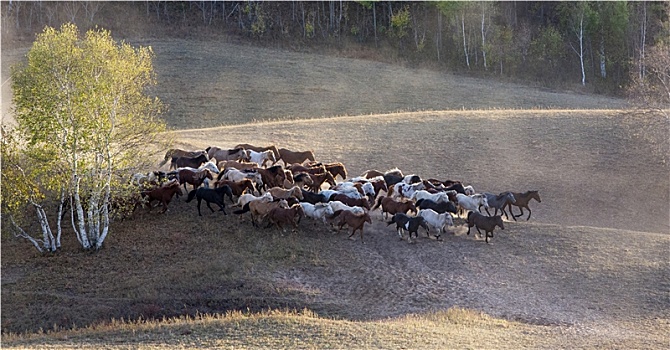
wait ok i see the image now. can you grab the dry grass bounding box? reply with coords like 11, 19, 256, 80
2, 37, 669, 349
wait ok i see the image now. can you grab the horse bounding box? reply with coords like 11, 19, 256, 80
254, 165, 287, 190
198, 159, 220, 175
217, 160, 258, 172
172, 153, 209, 170
387, 213, 430, 243
268, 186, 304, 201
389, 181, 425, 199
207, 146, 248, 162
266, 204, 306, 231
246, 149, 276, 167
410, 190, 452, 204
185, 185, 233, 216
415, 198, 458, 215
403, 174, 422, 185
287, 163, 327, 175
463, 185, 476, 196
308, 172, 337, 192
372, 196, 417, 220
177, 168, 213, 192
300, 189, 329, 204
139, 180, 182, 213
221, 168, 264, 191
327, 201, 367, 215
300, 202, 335, 223
131, 171, 167, 189
481, 192, 516, 219
278, 148, 316, 165
467, 211, 504, 243
234, 191, 273, 208
158, 149, 207, 168
292, 172, 314, 189
504, 190, 541, 221
418, 208, 454, 239
331, 194, 370, 210
234, 144, 280, 165
455, 193, 489, 218
323, 162, 348, 180
233, 198, 290, 227
215, 178, 255, 199
330, 210, 372, 242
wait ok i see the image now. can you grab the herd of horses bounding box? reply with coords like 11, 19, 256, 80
135, 144, 542, 244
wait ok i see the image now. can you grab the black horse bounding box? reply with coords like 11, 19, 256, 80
415, 198, 458, 215
387, 213, 430, 243
185, 185, 234, 216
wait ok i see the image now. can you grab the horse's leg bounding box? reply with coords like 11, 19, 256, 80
218, 200, 227, 215
525, 206, 532, 221
206, 201, 216, 213
197, 198, 203, 216
485, 230, 492, 243
508, 204, 519, 221
476, 226, 484, 239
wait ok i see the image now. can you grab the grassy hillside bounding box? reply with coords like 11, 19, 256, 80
1, 38, 668, 349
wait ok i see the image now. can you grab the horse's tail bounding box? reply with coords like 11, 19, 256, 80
371, 195, 385, 211
185, 189, 198, 203
386, 215, 397, 226
466, 210, 474, 222
327, 209, 343, 221
233, 202, 250, 214
157, 150, 172, 168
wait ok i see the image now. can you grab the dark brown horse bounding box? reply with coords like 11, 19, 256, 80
140, 180, 182, 213
308, 172, 337, 192
323, 162, 348, 180
215, 178, 255, 198
177, 168, 213, 192
172, 153, 209, 170
467, 211, 504, 243
159, 148, 207, 168
504, 190, 541, 221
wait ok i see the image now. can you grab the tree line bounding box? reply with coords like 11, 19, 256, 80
2, 1, 669, 94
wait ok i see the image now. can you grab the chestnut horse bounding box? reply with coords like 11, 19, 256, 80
178, 168, 213, 192
215, 178, 255, 199
140, 180, 182, 213
278, 148, 315, 165
308, 172, 336, 192
266, 204, 306, 230
372, 196, 416, 219
330, 210, 372, 242
504, 190, 541, 221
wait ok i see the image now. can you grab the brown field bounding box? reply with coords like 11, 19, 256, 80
1, 38, 669, 348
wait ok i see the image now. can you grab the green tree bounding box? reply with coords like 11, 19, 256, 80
6, 23, 168, 251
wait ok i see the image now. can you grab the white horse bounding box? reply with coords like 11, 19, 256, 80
246, 149, 276, 167
198, 158, 220, 174
319, 189, 340, 200
418, 208, 454, 238
235, 191, 273, 207
223, 168, 264, 191
455, 193, 489, 218
463, 185, 476, 196
327, 201, 366, 215
300, 202, 335, 223
392, 182, 425, 199
411, 190, 451, 203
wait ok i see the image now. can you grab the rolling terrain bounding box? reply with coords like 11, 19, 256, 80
1, 38, 668, 348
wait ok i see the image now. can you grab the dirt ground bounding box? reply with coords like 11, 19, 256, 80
1, 38, 668, 346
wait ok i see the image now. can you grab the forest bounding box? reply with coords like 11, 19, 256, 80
2, 1, 668, 95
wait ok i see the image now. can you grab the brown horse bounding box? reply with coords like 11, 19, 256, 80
255, 165, 287, 190
287, 163, 326, 175
217, 160, 258, 172
158, 149, 207, 168
278, 148, 316, 165
308, 172, 336, 192
323, 162, 348, 180
266, 204, 306, 230
177, 168, 213, 192
268, 186, 304, 201
331, 210, 372, 242
234, 143, 280, 165
332, 194, 370, 210
467, 211, 504, 243
215, 178, 255, 198
372, 196, 416, 219
504, 190, 541, 221
207, 146, 248, 162
140, 180, 182, 213
234, 199, 290, 227
292, 172, 314, 189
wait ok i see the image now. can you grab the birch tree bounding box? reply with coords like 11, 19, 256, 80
559, 1, 593, 86
7, 23, 168, 251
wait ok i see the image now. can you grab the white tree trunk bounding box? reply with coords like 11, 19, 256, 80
462, 12, 470, 69
599, 36, 607, 79
481, 10, 487, 70
640, 1, 647, 80
9, 216, 44, 253
579, 16, 586, 86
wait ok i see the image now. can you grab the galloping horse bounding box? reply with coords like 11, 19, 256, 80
504, 190, 541, 221
207, 146, 248, 162
172, 153, 209, 170
140, 180, 182, 213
